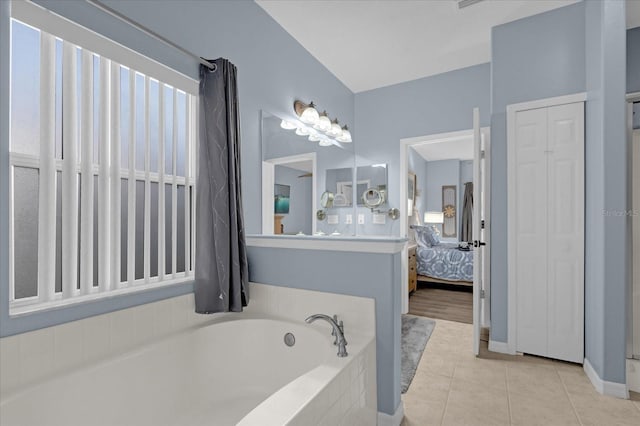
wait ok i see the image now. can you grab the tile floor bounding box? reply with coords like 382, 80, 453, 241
402, 319, 640, 426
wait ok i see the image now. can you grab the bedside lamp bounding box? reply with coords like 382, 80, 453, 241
424, 211, 444, 235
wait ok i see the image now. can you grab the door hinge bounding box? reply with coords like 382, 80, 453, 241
481, 150, 486, 159
480, 289, 486, 299
481, 220, 485, 229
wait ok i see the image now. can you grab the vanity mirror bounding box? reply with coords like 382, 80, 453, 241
356, 164, 388, 206
261, 111, 355, 236
325, 167, 354, 207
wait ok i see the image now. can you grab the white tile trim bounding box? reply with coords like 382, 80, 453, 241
377, 401, 404, 426
583, 357, 629, 399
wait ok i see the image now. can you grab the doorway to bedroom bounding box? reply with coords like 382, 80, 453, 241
407, 133, 475, 324
400, 121, 491, 331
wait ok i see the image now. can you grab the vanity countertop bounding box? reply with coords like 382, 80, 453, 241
246, 234, 408, 254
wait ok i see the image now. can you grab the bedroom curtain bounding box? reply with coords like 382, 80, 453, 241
194, 58, 249, 314
461, 182, 473, 243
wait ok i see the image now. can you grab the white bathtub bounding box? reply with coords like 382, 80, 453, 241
0, 312, 377, 425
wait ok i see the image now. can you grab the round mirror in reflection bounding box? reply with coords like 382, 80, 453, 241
362, 188, 385, 209
320, 191, 334, 209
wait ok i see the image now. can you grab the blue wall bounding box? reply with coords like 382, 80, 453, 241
584, 0, 628, 385
425, 159, 460, 239
627, 26, 640, 93
246, 246, 402, 415
407, 148, 428, 224
0, 0, 354, 336
354, 63, 491, 236
489, 1, 587, 343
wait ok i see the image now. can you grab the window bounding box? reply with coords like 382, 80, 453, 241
8, 2, 197, 314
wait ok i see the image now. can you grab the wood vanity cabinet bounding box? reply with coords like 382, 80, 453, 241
408, 245, 417, 293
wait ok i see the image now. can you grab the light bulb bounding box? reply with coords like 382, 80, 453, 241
308, 133, 321, 142
336, 125, 352, 143
313, 111, 331, 132
319, 139, 333, 147
299, 103, 319, 125
295, 127, 309, 136
280, 119, 297, 130
327, 119, 342, 137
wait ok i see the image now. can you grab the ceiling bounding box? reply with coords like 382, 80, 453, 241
412, 135, 473, 162
278, 160, 314, 173
257, 0, 638, 93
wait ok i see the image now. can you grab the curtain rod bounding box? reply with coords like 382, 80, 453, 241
85, 0, 216, 71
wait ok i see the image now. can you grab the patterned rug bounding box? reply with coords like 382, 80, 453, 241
401, 314, 436, 393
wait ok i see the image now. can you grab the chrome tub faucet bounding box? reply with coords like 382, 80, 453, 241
305, 314, 348, 357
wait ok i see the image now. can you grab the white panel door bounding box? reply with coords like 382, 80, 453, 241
633, 129, 640, 358
514, 107, 549, 357
546, 103, 584, 363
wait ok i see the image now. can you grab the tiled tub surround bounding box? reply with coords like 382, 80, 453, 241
0, 283, 377, 425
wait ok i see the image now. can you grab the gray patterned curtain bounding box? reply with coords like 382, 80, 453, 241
194, 58, 249, 313
461, 182, 473, 243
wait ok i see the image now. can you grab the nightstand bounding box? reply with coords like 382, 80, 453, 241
408, 244, 417, 293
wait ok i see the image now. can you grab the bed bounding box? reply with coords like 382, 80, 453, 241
412, 225, 474, 286
416, 243, 474, 285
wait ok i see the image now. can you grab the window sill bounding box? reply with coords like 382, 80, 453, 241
9, 275, 193, 317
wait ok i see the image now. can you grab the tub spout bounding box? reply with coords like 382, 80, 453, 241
305, 314, 348, 357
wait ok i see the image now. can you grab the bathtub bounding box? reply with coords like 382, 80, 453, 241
0, 313, 377, 425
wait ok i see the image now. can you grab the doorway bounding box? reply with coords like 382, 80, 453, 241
399, 124, 491, 330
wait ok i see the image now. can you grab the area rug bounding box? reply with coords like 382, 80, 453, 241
401, 314, 436, 393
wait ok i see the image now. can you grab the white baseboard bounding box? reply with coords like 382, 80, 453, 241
488, 340, 515, 355
626, 358, 640, 393
583, 358, 629, 399
378, 401, 404, 426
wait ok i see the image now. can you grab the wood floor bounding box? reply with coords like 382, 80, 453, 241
408, 282, 473, 324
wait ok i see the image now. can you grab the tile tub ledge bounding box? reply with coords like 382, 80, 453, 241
246, 234, 408, 254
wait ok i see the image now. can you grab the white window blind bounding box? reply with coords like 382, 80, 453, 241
9, 2, 197, 315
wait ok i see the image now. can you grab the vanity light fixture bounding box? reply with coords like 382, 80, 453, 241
280, 119, 297, 130
336, 125, 352, 143
294, 100, 320, 125
290, 100, 352, 146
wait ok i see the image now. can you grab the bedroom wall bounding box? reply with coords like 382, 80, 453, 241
274, 165, 312, 235
628, 26, 640, 93
407, 147, 428, 226
354, 63, 491, 236
1, 0, 354, 337
424, 159, 460, 240
489, 1, 586, 344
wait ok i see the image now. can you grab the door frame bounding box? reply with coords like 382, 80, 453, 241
627, 91, 640, 360
261, 152, 317, 235
399, 127, 491, 323
506, 92, 586, 355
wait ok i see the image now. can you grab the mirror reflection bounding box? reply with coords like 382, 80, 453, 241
261, 111, 355, 236
325, 167, 354, 207
356, 164, 388, 206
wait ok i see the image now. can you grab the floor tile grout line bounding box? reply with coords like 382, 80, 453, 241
505, 364, 514, 425
555, 366, 584, 426
439, 362, 455, 426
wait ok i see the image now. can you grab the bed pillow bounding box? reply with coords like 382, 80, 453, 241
412, 225, 440, 248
